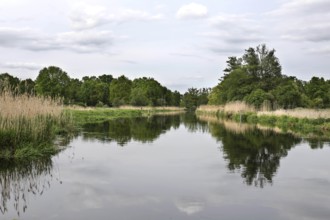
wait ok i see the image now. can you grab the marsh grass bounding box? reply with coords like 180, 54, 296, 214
67, 105, 184, 125
0, 88, 72, 159
258, 108, 330, 119
197, 101, 330, 138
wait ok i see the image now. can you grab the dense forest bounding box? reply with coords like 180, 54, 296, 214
208, 44, 330, 109
1, 44, 329, 109
0, 67, 182, 107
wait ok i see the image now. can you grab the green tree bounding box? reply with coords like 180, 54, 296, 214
182, 88, 199, 110
66, 78, 83, 104
35, 66, 70, 98
130, 77, 164, 106
80, 76, 110, 106
244, 89, 270, 109
305, 77, 329, 108
19, 79, 35, 94
172, 91, 182, 106
0, 73, 20, 91
209, 44, 285, 108
272, 78, 302, 109
109, 75, 132, 106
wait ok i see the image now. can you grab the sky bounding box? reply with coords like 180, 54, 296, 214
0, 0, 329, 92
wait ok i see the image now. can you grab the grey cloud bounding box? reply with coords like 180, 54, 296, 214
2, 62, 44, 70
268, 0, 330, 16
209, 46, 242, 55
0, 27, 114, 53
281, 23, 330, 42
268, 0, 330, 44
307, 47, 330, 55
204, 14, 263, 50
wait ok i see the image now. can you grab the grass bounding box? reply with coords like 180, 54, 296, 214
196, 101, 330, 138
0, 88, 73, 159
67, 106, 184, 125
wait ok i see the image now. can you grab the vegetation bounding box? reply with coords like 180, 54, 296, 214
208, 44, 330, 109
0, 87, 73, 159
181, 88, 210, 111
197, 103, 330, 138
68, 106, 184, 125
1, 67, 182, 108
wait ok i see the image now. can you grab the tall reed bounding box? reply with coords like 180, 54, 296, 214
0, 88, 71, 159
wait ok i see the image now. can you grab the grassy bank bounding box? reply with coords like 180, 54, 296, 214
0, 89, 73, 159
197, 102, 330, 138
67, 106, 184, 125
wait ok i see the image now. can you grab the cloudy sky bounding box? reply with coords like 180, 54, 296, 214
0, 0, 329, 92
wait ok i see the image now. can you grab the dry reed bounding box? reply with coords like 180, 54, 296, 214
258, 108, 330, 119
0, 88, 68, 158
0, 90, 62, 119
224, 101, 256, 113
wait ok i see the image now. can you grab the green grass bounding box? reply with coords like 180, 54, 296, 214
68, 108, 144, 124
67, 107, 183, 125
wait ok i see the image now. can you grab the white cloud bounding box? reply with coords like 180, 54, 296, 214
175, 199, 204, 215
70, 3, 163, 30
70, 3, 110, 30
176, 3, 208, 19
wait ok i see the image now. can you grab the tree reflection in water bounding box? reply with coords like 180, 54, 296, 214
198, 116, 303, 187
82, 114, 182, 145
0, 158, 57, 216
81, 114, 328, 188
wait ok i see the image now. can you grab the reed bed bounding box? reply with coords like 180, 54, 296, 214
224, 101, 256, 113
258, 108, 330, 119
0, 89, 71, 159
197, 101, 330, 120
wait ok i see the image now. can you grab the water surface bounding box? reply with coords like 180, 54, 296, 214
1, 114, 330, 220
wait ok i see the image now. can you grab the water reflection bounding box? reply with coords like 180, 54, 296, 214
208, 121, 300, 187
0, 158, 57, 216
80, 114, 329, 187
82, 115, 182, 145
1, 114, 329, 218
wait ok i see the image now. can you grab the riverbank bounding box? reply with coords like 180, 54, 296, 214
67, 106, 185, 125
196, 103, 330, 138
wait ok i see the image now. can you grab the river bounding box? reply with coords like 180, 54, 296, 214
1, 114, 330, 220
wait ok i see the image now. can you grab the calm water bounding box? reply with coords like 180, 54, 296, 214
1, 114, 330, 220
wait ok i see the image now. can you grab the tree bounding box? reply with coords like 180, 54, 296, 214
244, 89, 270, 109
130, 77, 164, 106
35, 66, 70, 98
172, 91, 182, 106
305, 77, 329, 108
272, 78, 302, 109
109, 75, 132, 106
209, 44, 285, 108
19, 79, 35, 94
0, 73, 20, 91
182, 88, 199, 110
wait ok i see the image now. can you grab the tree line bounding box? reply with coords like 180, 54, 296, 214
0, 66, 182, 107
207, 44, 330, 109
2, 44, 329, 109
